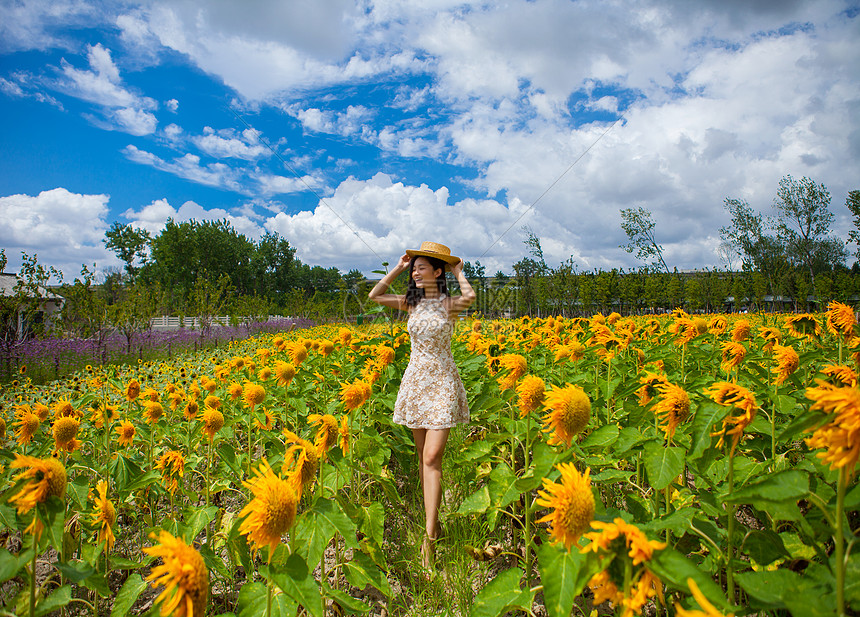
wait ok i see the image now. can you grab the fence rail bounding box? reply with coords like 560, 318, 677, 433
149, 315, 289, 329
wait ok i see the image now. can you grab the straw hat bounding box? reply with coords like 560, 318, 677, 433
406, 241, 460, 266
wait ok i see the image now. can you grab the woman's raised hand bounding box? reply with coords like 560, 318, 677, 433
450, 257, 464, 275
396, 253, 411, 271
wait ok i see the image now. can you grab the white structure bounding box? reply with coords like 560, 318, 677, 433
0, 272, 65, 339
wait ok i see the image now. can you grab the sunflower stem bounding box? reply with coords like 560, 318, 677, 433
206, 438, 212, 546
29, 533, 36, 617
726, 452, 736, 602
523, 410, 532, 589
835, 466, 848, 617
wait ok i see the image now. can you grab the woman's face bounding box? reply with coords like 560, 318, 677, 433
412, 257, 442, 289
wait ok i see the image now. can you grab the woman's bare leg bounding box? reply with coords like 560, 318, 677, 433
413, 428, 450, 567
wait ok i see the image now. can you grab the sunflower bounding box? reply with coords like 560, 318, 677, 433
52, 416, 81, 453
282, 430, 320, 498
254, 407, 275, 430
285, 341, 308, 366
9, 454, 68, 513
53, 399, 76, 418
257, 367, 273, 382
785, 313, 820, 339
581, 518, 666, 617
9, 455, 67, 537
308, 414, 339, 453
670, 317, 698, 346
638, 372, 670, 406
540, 385, 591, 447
91, 480, 116, 552
652, 382, 691, 440
516, 375, 546, 416
143, 401, 164, 424
242, 382, 266, 410
804, 381, 860, 474
496, 354, 527, 390
821, 364, 858, 387
376, 345, 395, 366
156, 450, 186, 496
126, 379, 141, 402
730, 319, 751, 342
703, 382, 758, 453
115, 420, 135, 446
33, 403, 50, 421
14, 409, 40, 445
340, 379, 372, 411
183, 400, 199, 422
201, 408, 225, 441
274, 361, 296, 387
720, 341, 746, 373
143, 530, 209, 617
338, 416, 350, 454
320, 340, 335, 356
256, 347, 272, 362
675, 578, 734, 617
826, 301, 856, 339
338, 327, 352, 346
757, 326, 782, 352
0, 416, 6, 440
228, 382, 243, 400
535, 463, 595, 549
203, 395, 221, 410
771, 344, 799, 385
239, 459, 298, 555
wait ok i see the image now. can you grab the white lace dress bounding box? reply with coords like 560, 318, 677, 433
393, 296, 470, 429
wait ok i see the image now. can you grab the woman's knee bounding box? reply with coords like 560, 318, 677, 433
423, 444, 446, 469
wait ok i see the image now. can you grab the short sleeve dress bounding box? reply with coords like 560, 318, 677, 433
393, 295, 470, 429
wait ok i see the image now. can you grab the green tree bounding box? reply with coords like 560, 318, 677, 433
843, 190, 860, 262
109, 279, 162, 352
60, 264, 112, 354
620, 207, 669, 273
187, 273, 234, 338
104, 222, 151, 277
773, 175, 846, 284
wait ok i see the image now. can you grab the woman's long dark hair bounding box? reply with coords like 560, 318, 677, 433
405, 256, 448, 307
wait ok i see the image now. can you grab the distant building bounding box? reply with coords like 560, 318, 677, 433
0, 272, 65, 340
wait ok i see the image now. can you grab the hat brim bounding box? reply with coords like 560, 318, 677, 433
406, 249, 460, 266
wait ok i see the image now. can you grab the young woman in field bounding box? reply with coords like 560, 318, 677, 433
368, 241, 476, 570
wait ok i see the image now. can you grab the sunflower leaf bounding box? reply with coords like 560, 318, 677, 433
110, 573, 147, 617
643, 442, 685, 490
537, 544, 599, 617
469, 567, 529, 617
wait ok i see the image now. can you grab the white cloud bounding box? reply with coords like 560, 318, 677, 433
55, 43, 159, 135
123, 145, 243, 192
192, 127, 268, 160
0, 0, 97, 53
165, 98, 178, 112
123, 198, 265, 239
0, 188, 118, 279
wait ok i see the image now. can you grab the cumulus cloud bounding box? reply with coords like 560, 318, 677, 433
0, 188, 118, 279
123, 198, 265, 239
123, 145, 244, 192
56, 43, 158, 135
192, 127, 268, 160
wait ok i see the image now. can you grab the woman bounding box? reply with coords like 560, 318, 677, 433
368, 241, 476, 569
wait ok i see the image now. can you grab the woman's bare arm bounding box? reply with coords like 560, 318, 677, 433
446, 258, 477, 315
368, 254, 410, 310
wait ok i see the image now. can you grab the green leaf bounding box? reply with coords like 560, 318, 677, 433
688, 401, 725, 461
643, 442, 685, 490
581, 424, 619, 450
469, 568, 529, 617
612, 427, 648, 456
537, 544, 599, 617
458, 485, 491, 515
110, 572, 148, 617
237, 581, 295, 617
725, 469, 809, 504
54, 560, 95, 584
325, 585, 371, 614
269, 554, 324, 617
344, 550, 391, 598
649, 547, 734, 612
487, 462, 520, 511
34, 585, 72, 617
743, 530, 790, 567
0, 547, 34, 583
180, 505, 219, 543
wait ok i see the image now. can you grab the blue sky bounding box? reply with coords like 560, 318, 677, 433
1, 0, 859, 281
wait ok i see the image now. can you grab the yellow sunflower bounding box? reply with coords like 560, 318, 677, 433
652, 381, 691, 440
52, 415, 81, 453
14, 409, 40, 446
126, 379, 141, 402
242, 382, 266, 410
308, 414, 339, 453
720, 341, 746, 373
826, 301, 856, 339
115, 420, 135, 446
143, 401, 164, 424
535, 463, 595, 549
282, 430, 320, 498
703, 382, 758, 454
540, 384, 591, 447
821, 364, 858, 387
274, 361, 296, 387
804, 381, 860, 475
201, 408, 225, 441
785, 313, 820, 339
340, 379, 372, 411
516, 375, 546, 416
730, 319, 751, 342
156, 450, 186, 496
496, 354, 527, 390
9, 454, 67, 537
771, 344, 799, 385
91, 480, 116, 552
338, 416, 350, 454
239, 459, 298, 555
143, 530, 209, 617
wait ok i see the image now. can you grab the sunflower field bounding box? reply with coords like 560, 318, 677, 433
1, 302, 859, 617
